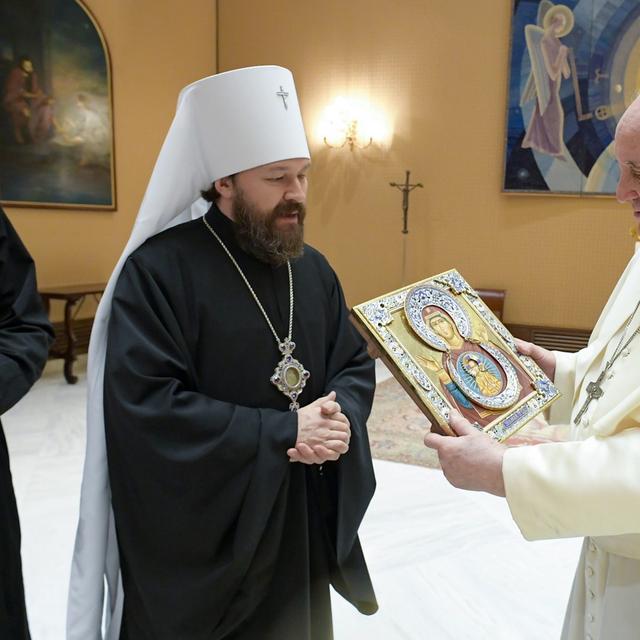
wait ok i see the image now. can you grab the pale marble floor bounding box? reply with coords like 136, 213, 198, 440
3, 358, 581, 640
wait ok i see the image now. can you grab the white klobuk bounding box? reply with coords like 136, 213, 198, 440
66, 66, 310, 640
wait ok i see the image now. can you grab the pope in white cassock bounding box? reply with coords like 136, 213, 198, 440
425, 95, 640, 640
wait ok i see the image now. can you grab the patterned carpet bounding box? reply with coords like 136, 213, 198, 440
367, 377, 570, 469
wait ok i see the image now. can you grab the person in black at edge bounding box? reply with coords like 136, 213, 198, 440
0, 206, 53, 639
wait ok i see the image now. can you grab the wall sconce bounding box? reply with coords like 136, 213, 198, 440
318, 97, 389, 151
325, 118, 371, 151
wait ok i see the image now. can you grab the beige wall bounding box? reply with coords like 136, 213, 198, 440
4, 0, 216, 317
218, 0, 635, 329
6, 1, 634, 329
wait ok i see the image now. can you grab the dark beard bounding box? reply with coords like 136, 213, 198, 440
232, 192, 306, 266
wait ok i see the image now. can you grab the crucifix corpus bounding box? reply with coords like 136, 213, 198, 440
389, 170, 423, 234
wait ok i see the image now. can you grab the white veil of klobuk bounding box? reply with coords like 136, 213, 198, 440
66, 65, 310, 640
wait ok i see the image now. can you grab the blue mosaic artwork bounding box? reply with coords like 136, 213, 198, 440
504, 0, 640, 195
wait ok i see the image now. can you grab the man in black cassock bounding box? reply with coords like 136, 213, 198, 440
0, 206, 53, 639
99, 68, 377, 640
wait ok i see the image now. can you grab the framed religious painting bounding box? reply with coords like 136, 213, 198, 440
351, 270, 561, 441
503, 0, 640, 196
0, 0, 115, 209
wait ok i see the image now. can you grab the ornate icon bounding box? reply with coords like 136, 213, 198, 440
351, 270, 561, 441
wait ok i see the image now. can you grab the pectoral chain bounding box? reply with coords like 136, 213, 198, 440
202, 216, 310, 411
573, 300, 640, 425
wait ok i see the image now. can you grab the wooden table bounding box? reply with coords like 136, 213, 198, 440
39, 283, 106, 384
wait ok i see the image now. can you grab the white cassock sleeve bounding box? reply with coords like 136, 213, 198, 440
547, 349, 579, 425
503, 423, 640, 540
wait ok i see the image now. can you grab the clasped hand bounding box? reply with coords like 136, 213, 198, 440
288, 391, 351, 465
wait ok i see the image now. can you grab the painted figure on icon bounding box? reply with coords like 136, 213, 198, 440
405, 287, 532, 428
460, 353, 503, 397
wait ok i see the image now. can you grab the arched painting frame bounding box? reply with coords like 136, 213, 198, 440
0, 0, 115, 209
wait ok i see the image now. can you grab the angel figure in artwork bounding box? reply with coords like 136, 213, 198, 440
520, 2, 575, 159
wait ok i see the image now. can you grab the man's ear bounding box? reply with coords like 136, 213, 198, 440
215, 176, 235, 199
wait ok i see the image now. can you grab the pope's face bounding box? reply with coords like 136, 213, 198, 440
21, 59, 33, 73
231, 158, 309, 232
615, 123, 640, 226
429, 315, 455, 341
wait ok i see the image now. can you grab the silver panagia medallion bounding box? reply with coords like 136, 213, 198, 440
270, 338, 310, 411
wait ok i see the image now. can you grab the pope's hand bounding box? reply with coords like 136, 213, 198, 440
423, 411, 507, 497
514, 338, 556, 381
289, 391, 351, 465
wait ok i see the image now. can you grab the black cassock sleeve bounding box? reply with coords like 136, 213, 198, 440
0, 207, 52, 639
104, 256, 301, 634
0, 208, 53, 414
313, 264, 378, 614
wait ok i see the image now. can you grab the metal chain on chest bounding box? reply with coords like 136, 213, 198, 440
574, 297, 640, 425
202, 215, 309, 410
607, 298, 640, 366
202, 214, 293, 343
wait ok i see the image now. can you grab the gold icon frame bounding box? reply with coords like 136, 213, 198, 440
351, 269, 561, 442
